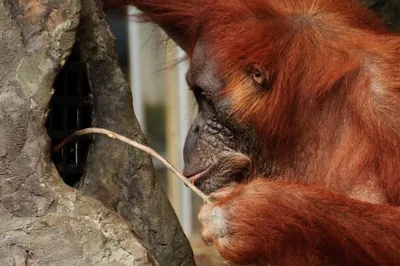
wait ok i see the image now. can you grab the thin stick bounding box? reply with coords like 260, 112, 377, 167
52, 128, 212, 203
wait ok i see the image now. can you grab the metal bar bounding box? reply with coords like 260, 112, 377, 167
177, 47, 193, 236
165, 41, 183, 223
127, 6, 145, 131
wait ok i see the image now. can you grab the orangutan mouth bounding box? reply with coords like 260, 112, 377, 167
188, 166, 213, 185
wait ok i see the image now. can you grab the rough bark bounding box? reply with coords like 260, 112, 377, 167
0, 0, 193, 265
76, 1, 195, 265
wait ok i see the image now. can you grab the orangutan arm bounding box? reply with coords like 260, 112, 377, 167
199, 178, 400, 265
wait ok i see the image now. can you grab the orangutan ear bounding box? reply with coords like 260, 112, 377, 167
247, 65, 272, 91
103, 0, 199, 52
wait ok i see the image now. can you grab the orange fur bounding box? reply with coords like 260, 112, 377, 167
206, 178, 400, 265
104, 0, 400, 264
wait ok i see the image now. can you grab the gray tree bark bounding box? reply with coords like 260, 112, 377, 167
0, 0, 194, 265
77, 1, 195, 265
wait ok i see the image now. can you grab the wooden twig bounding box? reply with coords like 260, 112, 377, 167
52, 127, 212, 203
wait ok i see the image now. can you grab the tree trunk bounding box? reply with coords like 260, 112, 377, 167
0, 0, 194, 265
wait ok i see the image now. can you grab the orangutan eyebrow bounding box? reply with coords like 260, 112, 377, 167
186, 64, 225, 96
187, 41, 226, 93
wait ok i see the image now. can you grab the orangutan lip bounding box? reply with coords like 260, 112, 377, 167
187, 166, 213, 185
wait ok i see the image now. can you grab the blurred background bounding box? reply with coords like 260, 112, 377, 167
106, 6, 223, 265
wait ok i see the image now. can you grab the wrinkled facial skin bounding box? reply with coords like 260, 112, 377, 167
183, 41, 259, 194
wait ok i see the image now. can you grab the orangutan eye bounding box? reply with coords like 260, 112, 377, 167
192, 86, 213, 106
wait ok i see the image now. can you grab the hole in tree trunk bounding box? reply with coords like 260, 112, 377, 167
46, 47, 93, 188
